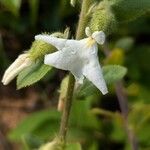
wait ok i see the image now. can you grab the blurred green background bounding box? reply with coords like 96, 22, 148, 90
0, 0, 150, 150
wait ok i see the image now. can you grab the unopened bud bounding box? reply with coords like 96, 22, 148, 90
2, 53, 32, 85
89, 1, 117, 34
39, 139, 64, 150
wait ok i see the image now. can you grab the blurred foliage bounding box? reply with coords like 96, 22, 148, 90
0, 0, 21, 17
0, 0, 150, 150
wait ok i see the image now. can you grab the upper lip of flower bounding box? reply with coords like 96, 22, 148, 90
35, 28, 108, 95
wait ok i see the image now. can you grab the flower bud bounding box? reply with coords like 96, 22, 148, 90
39, 139, 64, 150
2, 53, 32, 85
89, 1, 117, 34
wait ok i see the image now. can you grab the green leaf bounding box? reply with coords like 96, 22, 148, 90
66, 143, 82, 150
70, 98, 99, 130
109, 0, 150, 22
8, 97, 99, 143
115, 37, 134, 51
102, 65, 127, 84
0, 0, 21, 16
22, 134, 44, 149
17, 60, 52, 89
8, 110, 60, 141
76, 79, 99, 99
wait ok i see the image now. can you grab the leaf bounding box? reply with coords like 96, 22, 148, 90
22, 134, 44, 149
17, 60, 52, 89
102, 65, 127, 84
76, 79, 99, 99
9, 97, 99, 143
110, 0, 150, 22
8, 110, 60, 141
115, 37, 134, 51
71, 98, 99, 129
66, 143, 82, 150
0, 0, 21, 16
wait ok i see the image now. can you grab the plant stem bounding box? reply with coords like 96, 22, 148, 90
115, 81, 138, 150
76, 0, 92, 39
58, 0, 91, 142
103, 43, 138, 150
59, 73, 75, 141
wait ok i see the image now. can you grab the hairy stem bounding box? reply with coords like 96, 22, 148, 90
76, 0, 92, 39
58, 0, 91, 142
59, 73, 75, 141
103, 43, 138, 150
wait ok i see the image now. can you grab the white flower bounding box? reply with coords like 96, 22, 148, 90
2, 53, 32, 85
35, 27, 108, 95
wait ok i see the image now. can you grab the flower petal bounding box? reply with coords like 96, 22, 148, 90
35, 35, 67, 50
83, 56, 108, 95
92, 31, 105, 45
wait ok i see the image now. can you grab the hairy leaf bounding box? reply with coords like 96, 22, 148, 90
102, 65, 127, 84
8, 110, 60, 141
17, 60, 52, 89
8, 97, 99, 143
109, 0, 150, 22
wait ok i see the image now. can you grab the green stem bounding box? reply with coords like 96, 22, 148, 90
58, 0, 91, 142
59, 73, 75, 141
76, 0, 92, 39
